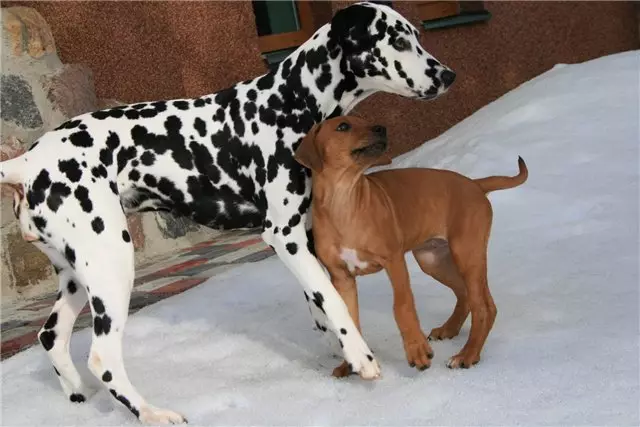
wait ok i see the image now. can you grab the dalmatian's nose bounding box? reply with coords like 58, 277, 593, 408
441, 70, 456, 87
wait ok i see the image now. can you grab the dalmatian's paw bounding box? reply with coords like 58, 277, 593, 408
344, 351, 381, 380
356, 354, 381, 380
139, 406, 187, 425
62, 383, 97, 404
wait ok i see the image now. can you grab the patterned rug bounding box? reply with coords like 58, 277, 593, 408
0, 229, 273, 360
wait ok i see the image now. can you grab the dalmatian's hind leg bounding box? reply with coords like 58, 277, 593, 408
37, 264, 94, 402
67, 189, 186, 424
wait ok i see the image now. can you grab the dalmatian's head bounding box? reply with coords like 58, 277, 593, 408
330, 2, 455, 100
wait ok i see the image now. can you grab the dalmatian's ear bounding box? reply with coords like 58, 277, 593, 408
330, 4, 377, 55
294, 124, 323, 173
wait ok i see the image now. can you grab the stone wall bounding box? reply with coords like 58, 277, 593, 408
0, 7, 218, 302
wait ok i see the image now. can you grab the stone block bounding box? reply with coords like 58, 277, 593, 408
1, 75, 43, 128
155, 212, 200, 239
2, 7, 56, 59
42, 64, 98, 118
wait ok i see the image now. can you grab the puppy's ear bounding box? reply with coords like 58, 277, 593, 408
294, 124, 323, 172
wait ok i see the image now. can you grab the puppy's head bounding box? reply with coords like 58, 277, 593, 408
294, 116, 391, 174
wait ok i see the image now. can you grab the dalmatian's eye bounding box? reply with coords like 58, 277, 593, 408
393, 38, 410, 52
336, 122, 351, 132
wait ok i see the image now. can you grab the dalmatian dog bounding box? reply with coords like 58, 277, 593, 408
0, 2, 454, 424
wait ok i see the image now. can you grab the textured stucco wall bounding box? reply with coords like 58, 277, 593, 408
3, 1, 638, 156
334, 1, 639, 155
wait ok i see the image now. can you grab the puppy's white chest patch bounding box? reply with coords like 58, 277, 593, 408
339, 247, 368, 273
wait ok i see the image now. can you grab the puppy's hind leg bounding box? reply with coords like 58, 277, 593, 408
412, 239, 469, 341
445, 225, 496, 369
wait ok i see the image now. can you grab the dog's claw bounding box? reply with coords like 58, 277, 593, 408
446, 353, 480, 369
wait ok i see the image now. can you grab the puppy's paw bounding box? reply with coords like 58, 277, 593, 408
139, 406, 187, 425
446, 352, 480, 369
428, 325, 460, 341
332, 360, 354, 378
404, 332, 434, 371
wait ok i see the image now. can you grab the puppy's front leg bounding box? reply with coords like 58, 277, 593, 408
386, 255, 434, 371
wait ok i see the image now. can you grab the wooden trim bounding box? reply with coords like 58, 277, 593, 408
308, 0, 333, 29
257, 29, 313, 53
255, 1, 330, 54
296, 1, 314, 34
416, 1, 461, 21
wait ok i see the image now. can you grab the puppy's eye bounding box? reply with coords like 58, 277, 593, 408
336, 122, 351, 132
393, 38, 410, 52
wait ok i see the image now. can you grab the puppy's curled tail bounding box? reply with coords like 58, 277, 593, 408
474, 156, 528, 194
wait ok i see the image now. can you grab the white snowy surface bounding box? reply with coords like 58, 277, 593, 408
2, 51, 639, 426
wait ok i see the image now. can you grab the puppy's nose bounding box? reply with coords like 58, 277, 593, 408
441, 70, 456, 87
371, 125, 386, 136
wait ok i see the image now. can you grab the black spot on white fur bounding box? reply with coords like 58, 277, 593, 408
70, 393, 86, 403
44, 312, 58, 330
69, 130, 93, 148
64, 245, 76, 268
93, 313, 112, 336
58, 159, 83, 182
67, 279, 77, 294
286, 242, 298, 255
312, 291, 325, 314
74, 186, 93, 213
46, 182, 71, 212
110, 389, 140, 418
91, 217, 105, 234
39, 329, 56, 351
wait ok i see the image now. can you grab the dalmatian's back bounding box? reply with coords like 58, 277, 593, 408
19, 78, 305, 232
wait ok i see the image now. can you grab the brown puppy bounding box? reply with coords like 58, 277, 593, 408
294, 116, 527, 376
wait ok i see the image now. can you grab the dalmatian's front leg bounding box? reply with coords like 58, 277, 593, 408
263, 213, 381, 379
302, 224, 343, 357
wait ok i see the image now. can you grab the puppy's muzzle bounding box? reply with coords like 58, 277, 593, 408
351, 126, 388, 157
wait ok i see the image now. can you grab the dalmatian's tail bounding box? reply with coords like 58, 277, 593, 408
0, 156, 26, 189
